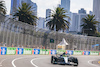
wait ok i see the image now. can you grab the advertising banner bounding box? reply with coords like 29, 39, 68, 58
34, 49, 40, 55
17, 48, 23, 55
0, 47, 1, 55
6, 47, 16, 55
1, 47, 7, 55
90, 51, 99, 55
57, 50, 66, 54
40, 49, 49, 55
84, 51, 90, 55
51, 50, 57, 55
73, 51, 83, 55
23, 48, 32, 55
67, 50, 73, 55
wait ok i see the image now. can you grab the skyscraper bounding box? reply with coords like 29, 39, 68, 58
10, 0, 21, 15
89, 11, 93, 15
93, 0, 100, 32
78, 8, 86, 14
69, 13, 87, 33
60, 0, 70, 14
45, 9, 51, 29
46, 9, 51, 21
60, 0, 70, 32
37, 17, 45, 29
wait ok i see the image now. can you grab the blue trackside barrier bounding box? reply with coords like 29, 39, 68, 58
1, 47, 7, 55
0, 47, 100, 55
34, 49, 40, 55
84, 51, 90, 55
67, 50, 73, 55
51, 50, 57, 55
17, 48, 23, 55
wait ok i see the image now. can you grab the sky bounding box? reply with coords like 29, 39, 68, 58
4, 0, 93, 18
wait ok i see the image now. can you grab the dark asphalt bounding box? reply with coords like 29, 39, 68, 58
0, 55, 99, 67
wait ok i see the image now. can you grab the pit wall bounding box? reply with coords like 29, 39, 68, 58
0, 47, 100, 55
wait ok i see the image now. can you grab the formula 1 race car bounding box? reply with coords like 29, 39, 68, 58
51, 52, 78, 66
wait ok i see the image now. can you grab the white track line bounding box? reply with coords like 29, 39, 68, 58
88, 60, 99, 67
12, 56, 33, 67
0, 59, 6, 66
31, 58, 39, 67
31, 57, 49, 67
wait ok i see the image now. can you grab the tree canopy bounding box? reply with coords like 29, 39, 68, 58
81, 14, 99, 36
46, 7, 70, 32
14, 3, 38, 26
0, 1, 6, 15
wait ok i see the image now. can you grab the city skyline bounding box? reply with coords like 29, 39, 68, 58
93, 0, 100, 32
4, 0, 93, 17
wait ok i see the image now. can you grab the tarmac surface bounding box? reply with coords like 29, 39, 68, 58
0, 55, 99, 67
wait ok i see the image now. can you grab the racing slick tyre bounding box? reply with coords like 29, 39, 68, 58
73, 58, 78, 66
51, 56, 55, 64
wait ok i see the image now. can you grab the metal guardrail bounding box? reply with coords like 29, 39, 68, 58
0, 14, 100, 51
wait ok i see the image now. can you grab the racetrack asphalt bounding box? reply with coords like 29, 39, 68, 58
0, 55, 99, 67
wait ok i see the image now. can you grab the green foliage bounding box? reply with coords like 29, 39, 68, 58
0, 1, 6, 15
14, 3, 38, 26
81, 14, 99, 36
95, 32, 100, 37
46, 7, 70, 31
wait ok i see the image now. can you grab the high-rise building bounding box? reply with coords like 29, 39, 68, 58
69, 12, 87, 33
78, 8, 86, 14
46, 9, 51, 21
45, 9, 51, 29
10, 0, 21, 15
37, 17, 45, 29
69, 8, 87, 33
60, 0, 70, 14
77, 14, 87, 32
93, 0, 100, 32
89, 11, 93, 15
10, 0, 37, 16
60, 0, 70, 33
69, 13, 78, 32
21, 0, 31, 4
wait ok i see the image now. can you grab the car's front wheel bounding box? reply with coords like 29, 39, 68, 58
51, 56, 54, 64
73, 58, 78, 66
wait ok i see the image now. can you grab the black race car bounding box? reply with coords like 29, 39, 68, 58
51, 52, 78, 66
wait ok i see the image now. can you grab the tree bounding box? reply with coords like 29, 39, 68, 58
46, 7, 70, 32
81, 14, 99, 36
0, 1, 6, 15
14, 3, 38, 26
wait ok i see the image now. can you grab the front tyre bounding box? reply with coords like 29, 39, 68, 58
74, 58, 78, 66
51, 56, 55, 64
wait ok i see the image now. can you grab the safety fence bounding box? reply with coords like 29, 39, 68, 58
0, 47, 100, 55
0, 14, 100, 51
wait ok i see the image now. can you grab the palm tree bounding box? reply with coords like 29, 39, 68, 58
0, 1, 6, 15
46, 7, 70, 32
14, 3, 37, 26
81, 14, 99, 36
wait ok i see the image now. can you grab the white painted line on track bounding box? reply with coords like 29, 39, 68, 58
31, 58, 38, 67
0, 59, 6, 66
12, 56, 33, 67
31, 57, 49, 67
88, 60, 99, 67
